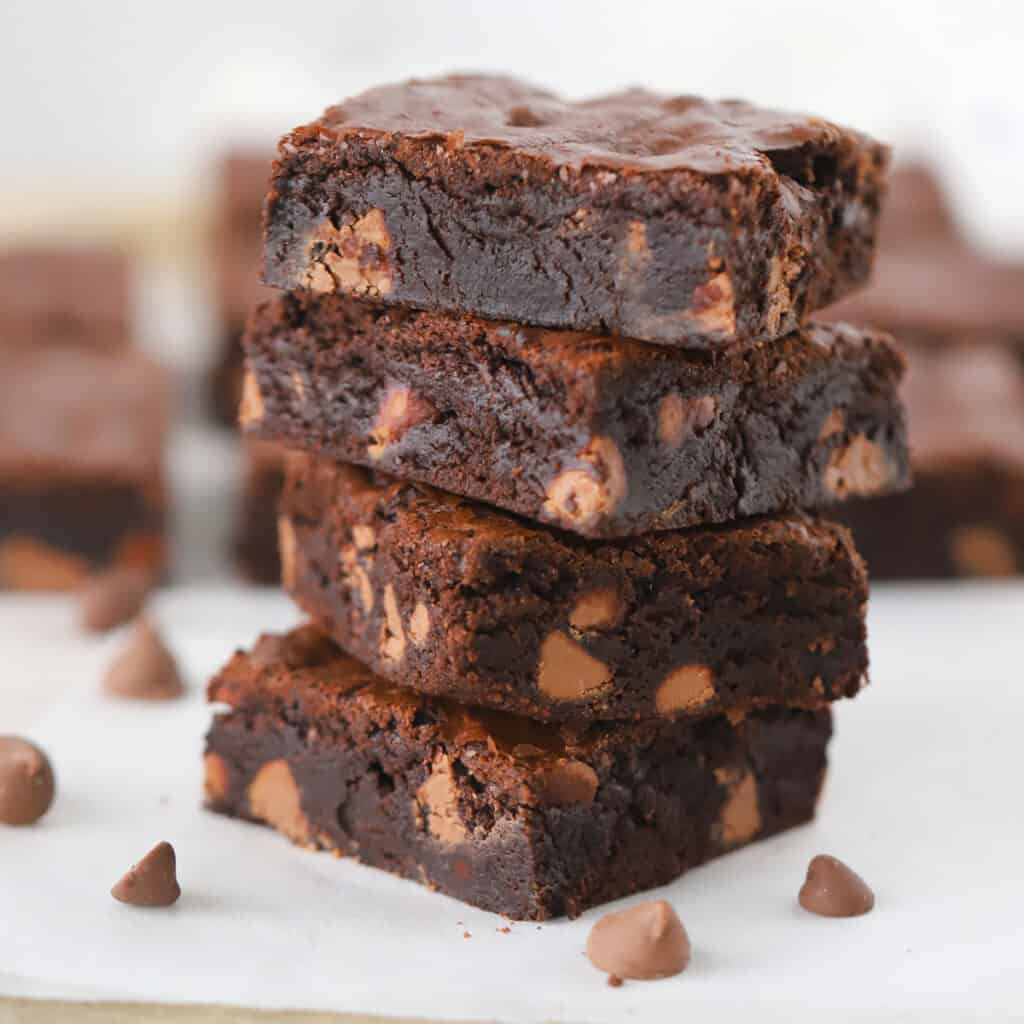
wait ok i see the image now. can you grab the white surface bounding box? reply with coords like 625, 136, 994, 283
1, 585, 1023, 1022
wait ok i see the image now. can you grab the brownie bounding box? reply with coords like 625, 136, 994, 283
836, 341, 1024, 578
0, 244, 132, 349
278, 455, 868, 722
205, 625, 832, 920
874, 163, 958, 248
235, 441, 285, 584
215, 150, 277, 326
824, 166, 1024, 577
828, 243, 1024, 342
209, 150, 277, 424
0, 347, 169, 588
242, 294, 909, 538
209, 326, 247, 425
826, 166, 1024, 342
263, 74, 888, 350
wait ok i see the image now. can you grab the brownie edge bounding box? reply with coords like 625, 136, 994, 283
205, 626, 832, 920
263, 74, 888, 351
280, 456, 869, 723
241, 294, 910, 539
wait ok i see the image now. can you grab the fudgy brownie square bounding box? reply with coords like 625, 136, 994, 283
278, 455, 868, 723
205, 625, 832, 920
0, 347, 169, 588
263, 74, 888, 351
241, 295, 909, 538
235, 440, 285, 584
0, 243, 132, 349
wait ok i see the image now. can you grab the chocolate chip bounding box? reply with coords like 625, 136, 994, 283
799, 854, 875, 917
0, 736, 55, 825
79, 567, 152, 632
586, 900, 690, 980
111, 841, 181, 907
103, 619, 184, 700
506, 105, 545, 128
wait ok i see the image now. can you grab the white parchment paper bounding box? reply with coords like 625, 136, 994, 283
2, 585, 1023, 1022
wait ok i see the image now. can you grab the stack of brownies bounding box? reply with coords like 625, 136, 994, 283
204, 75, 909, 920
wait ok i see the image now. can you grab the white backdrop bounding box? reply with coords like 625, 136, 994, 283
2, 0, 1023, 251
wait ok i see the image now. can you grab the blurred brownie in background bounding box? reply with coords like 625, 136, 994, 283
826, 165, 1024, 578
235, 440, 285, 584
873, 163, 957, 248
837, 342, 1024, 578
209, 150, 276, 424
0, 243, 133, 349
0, 347, 169, 589
830, 163, 1024, 339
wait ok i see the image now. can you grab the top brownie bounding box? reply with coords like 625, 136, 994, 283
264, 74, 888, 350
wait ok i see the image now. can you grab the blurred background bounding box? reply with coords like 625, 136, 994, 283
4, 0, 1023, 248
1, 0, 1022, 586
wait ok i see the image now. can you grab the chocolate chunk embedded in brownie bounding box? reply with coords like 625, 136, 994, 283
0, 347, 169, 588
242, 294, 909, 538
279, 455, 868, 722
205, 625, 832, 920
836, 341, 1024, 578
263, 74, 888, 351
